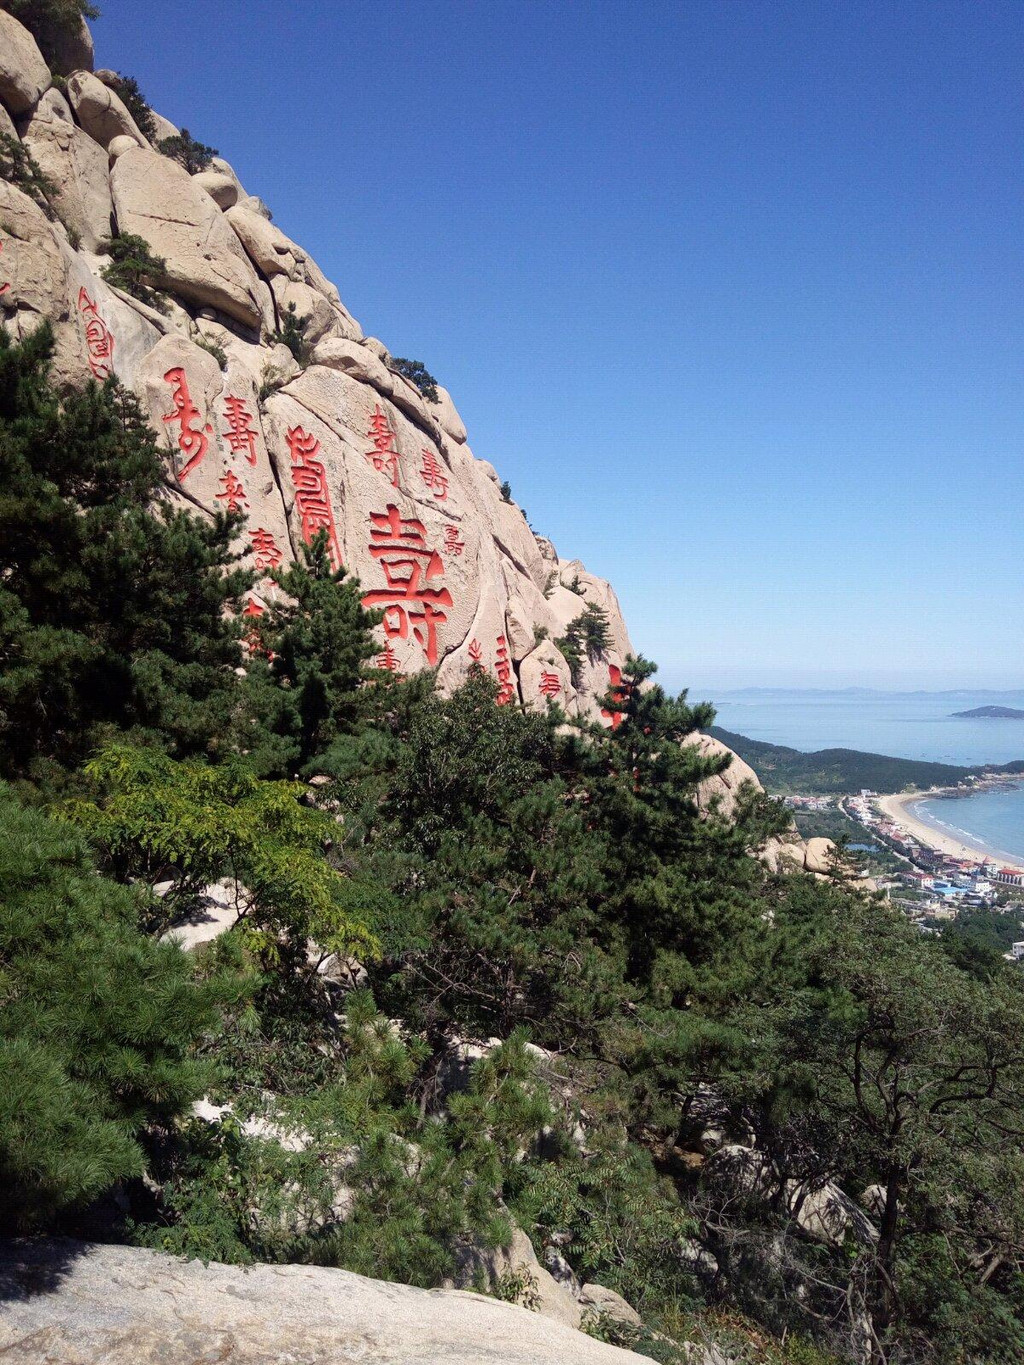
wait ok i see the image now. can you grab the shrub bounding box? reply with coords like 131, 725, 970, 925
272, 301, 311, 366
99, 232, 169, 312
157, 127, 218, 175
0, 131, 57, 218
0, 0, 98, 69
390, 357, 440, 403
107, 73, 157, 143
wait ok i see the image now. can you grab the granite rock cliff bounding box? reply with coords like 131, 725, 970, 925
1, 16, 634, 725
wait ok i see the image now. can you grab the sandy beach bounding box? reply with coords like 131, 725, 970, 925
874, 790, 1019, 866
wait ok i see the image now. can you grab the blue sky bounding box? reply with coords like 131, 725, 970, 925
96, 0, 1024, 691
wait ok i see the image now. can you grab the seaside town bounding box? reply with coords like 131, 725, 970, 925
786, 789, 1024, 960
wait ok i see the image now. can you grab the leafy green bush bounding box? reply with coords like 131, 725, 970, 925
59, 742, 379, 960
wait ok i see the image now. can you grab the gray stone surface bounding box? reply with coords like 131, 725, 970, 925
0, 1239, 647, 1364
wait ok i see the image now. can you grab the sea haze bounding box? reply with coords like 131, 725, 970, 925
700, 689, 1024, 769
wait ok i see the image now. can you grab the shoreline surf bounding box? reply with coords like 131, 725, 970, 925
875, 788, 1024, 869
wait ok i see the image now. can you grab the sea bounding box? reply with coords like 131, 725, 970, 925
702, 688, 1024, 864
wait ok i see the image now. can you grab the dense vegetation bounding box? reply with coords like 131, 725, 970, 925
4, 328, 1024, 1365
709, 727, 981, 795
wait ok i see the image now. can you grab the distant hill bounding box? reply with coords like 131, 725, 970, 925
708, 728, 976, 795
952, 706, 1024, 719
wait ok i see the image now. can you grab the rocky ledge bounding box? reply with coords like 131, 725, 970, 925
0, 1238, 650, 1365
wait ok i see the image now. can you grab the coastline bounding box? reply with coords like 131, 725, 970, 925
875, 789, 1024, 868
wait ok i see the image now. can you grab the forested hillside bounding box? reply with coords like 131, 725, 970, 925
4, 6, 1024, 1364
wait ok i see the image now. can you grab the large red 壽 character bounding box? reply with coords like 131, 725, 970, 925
287, 425, 342, 570
365, 404, 401, 488
222, 396, 258, 465
420, 448, 448, 500
250, 527, 284, 571
539, 671, 562, 698
361, 504, 452, 667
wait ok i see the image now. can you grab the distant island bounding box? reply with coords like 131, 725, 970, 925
709, 726, 1024, 795
951, 705, 1024, 719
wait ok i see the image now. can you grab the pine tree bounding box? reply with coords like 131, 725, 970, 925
245, 531, 381, 772
0, 325, 250, 783
0, 785, 219, 1229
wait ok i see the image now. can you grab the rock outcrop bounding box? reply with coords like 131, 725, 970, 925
0, 8, 638, 726
0, 1238, 649, 1365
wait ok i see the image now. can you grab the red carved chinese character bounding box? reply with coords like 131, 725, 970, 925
287, 425, 342, 570
364, 404, 400, 488
241, 597, 266, 656
216, 469, 248, 512
539, 671, 562, 697
361, 503, 452, 667
250, 526, 284, 571
494, 634, 515, 706
377, 642, 401, 673
468, 638, 483, 663
443, 524, 465, 557
222, 395, 258, 465
420, 448, 449, 500
601, 664, 628, 730
0, 240, 9, 296
163, 367, 212, 480
77, 288, 115, 381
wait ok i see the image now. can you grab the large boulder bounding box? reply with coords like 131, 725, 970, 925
0, 1238, 648, 1364
448, 1224, 584, 1331
110, 147, 271, 331
0, 11, 49, 118
20, 87, 112, 250
66, 70, 149, 150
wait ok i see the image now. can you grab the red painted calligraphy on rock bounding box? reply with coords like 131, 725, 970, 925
494, 634, 515, 706
77, 288, 115, 381
0, 240, 9, 296
250, 527, 284, 571
222, 395, 258, 465
468, 638, 483, 663
361, 504, 452, 667
216, 469, 248, 512
600, 664, 628, 730
364, 404, 400, 488
287, 425, 342, 570
163, 367, 212, 481
420, 448, 448, 500
377, 641, 401, 673
443, 524, 465, 557
539, 671, 562, 698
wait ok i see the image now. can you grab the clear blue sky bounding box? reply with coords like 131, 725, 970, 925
96, 0, 1024, 691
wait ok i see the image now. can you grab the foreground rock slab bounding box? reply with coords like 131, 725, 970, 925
0, 1238, 647, 1364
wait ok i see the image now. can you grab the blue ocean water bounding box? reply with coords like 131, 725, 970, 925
705, 689, 1024, 768
910, 787, 1024, 866
702, 688, 1024, 861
